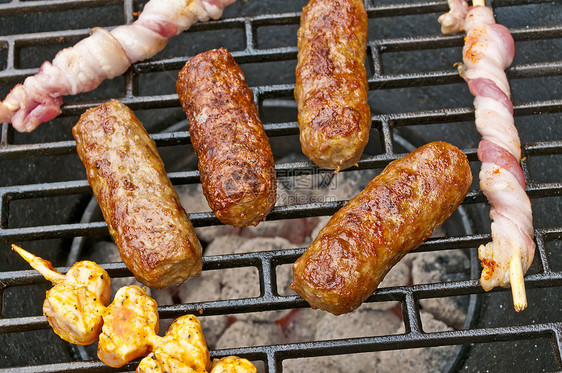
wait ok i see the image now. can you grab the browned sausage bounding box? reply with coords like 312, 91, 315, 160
176, 48, 277, 227
73, 99, 202, 288
295, 0, 371, 172
290, 142, 472, 315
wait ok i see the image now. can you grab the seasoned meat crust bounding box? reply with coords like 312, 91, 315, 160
73, 99, 202, 288
177, 48, 277, 227
295, 0, 371, 172
291, 142, 472, 315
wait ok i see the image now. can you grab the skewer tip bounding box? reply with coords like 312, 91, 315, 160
509, 254, 527, 312
11, 244, 64, 283
11, 244, 34, 262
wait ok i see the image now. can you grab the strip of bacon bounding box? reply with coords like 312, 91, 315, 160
440, 1, 534, 311
0, 0, 235, 132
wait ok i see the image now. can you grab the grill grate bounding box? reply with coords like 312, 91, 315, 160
1, 0, 562, 372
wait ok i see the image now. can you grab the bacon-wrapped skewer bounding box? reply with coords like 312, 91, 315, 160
13, 246, 256, 372
0, 0, 235, 133
439, 0, 534, 311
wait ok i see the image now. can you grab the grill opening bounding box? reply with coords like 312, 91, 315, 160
1, 0, 561, 372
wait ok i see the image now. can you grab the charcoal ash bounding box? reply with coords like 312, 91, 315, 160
411, 250, 471, 330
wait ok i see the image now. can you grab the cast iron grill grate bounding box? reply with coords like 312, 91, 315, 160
0, 0, 561, 372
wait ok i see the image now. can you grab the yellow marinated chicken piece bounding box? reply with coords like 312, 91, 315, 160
209, 356, 257, 373
13, 245, 257, 373
12, 244, 110, 345
98, 285, 160, 367
137, 314, 210, 373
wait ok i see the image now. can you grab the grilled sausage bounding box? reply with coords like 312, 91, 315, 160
290, 142, 472, 315
73, 99, 202, 288
295, 0, 371, 172
177, 48, 277, 227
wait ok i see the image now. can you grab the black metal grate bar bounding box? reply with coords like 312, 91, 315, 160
1, 0, 561, 371
1, 100, 561, 160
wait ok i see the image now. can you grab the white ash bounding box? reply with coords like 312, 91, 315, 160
282, 310, 455, 373
276, 263, 295, 297
315, 307, 402, 341
215, 319, 285, 349
324, 311, 455, 373
283, 356, 341, 373
411, 250, 470, 329
176, 183, 236, 242
177, 182, 319, 245
372, 311, 456, 373
199, 315, 230, 348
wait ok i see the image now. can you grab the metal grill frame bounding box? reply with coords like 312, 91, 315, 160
1, 0, 562, 372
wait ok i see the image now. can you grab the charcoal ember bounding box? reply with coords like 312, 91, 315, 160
275, 180, 312, 206
176, 236, 296, 321
215, 319, 285, 349
200, 315, 230, 349
310, 169, 380, 202
307, 311, 455, 373
212, 237, 297, 322
276, 263, 295, 297
370, 311, 456, 373
238, 217, 318, 245
411, 250, 470, 329
283, 356, 341, 373
179, 181, 318, 244
277, 308, 320, 343
176, 184, 236, 242
207, 235, 296, 256
315, 307, 402, 341
221, 266, 260, 300
205, 235, 250, 256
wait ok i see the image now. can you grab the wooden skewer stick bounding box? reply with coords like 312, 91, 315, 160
473, 0, 486, 6
12, 244, 65, 284
509, 244, 527, 312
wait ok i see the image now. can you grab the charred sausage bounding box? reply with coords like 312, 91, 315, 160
176, 48, 277, 227
290, 142, 472, 315
295, 0, 371, 172
73, 99, 202, 288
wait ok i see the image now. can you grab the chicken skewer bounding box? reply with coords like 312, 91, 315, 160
439, 0, 534, 311
13, 246, 256, 372
12, 244, 111, 345
0, 0, 236, 133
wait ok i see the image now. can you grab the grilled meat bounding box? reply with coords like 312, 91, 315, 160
73, 99, 202, 288
0, 0, 235, 132
98, 285, 160, 367
177, 48, 277, 227
290, 142, 472, 315
210, 356, 258, 373
13, 247, 257, 372
439, 1, 534, 311
137, 314, 210, 372
12, 245, 110, 345
295, 0, 371, 172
